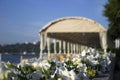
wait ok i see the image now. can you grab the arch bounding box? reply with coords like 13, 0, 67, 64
40, 17, 106, 33
39, 17, 107, 58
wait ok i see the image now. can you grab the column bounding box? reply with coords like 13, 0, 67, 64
76, 44, 79, 54
71, 43, 73, 54
115, 39, 120, 49
0, 54, 1, 62
47, 37, 50, 58
59, 40, 62, 54
54, 39, 57, 54
99, 32, 107, 53
75, 44, 77, 54
86, 46, 88, 52
67, 42, 70, 54
40, 34, 43, 58
84, 46, 87, 52
63, 41, 66, 54
75, 44, 76, 54
78, 44, 80, 53
73, 44, 76, 54
78, 45, 81, 53
81, 45, 84, 52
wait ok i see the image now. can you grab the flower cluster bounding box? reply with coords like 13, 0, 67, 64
3, 48, 111, 80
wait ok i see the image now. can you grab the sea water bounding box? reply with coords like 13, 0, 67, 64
1, 53, 39, 64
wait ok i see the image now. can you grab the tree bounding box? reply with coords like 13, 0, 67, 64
104, 0, 120, 40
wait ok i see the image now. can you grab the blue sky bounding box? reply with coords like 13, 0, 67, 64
0, 0, 108, 45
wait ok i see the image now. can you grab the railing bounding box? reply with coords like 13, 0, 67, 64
115, 38, 120, 49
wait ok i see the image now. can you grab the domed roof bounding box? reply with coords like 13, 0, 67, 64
40, 17, 106, 33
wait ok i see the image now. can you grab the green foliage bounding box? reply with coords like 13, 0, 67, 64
86, 67, 96, 80
5, 62, 36, 80
2, 72, 10, 80
65, 60, 74, 71
6, 61, 18, 69
40, 60, 63, 80
49, 62, 56, 71
40, 66, 50, 80
74, 66, 82, 74
104, 0, 120, 40
107, 47, 116, 53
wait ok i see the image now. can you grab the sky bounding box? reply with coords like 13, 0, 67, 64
0, 0, 108, 45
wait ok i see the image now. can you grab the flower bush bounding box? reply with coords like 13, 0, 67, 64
3, 48, 112, 80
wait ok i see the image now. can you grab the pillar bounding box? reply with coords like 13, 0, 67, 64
67, 42, 70, 54
75, 44, 77, 54
47, 37, 50, 58
78, 45, 81, 53
73, 44, 76, 54
54, 39, 57, 54
115, 39, 120, 49
40, 34, 43, 58
63, 41, 66, 54
59, 40, 62, 54
99, 32, 107, 53
81, 45, 84, 52
76, 44, 79, 54
71, 43, 73, 54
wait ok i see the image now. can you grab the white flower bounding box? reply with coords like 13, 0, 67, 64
58, 78, 62, 80
86, 55, 94, 60
56, 66, 76, 80
50, 58, 56, 62
77, 72, 89, 80
72, 58, 81, 65
77, 63, 83, 68
61, 68, 70, 80
83, 64, 87, 72
38, 62, 43, 67
61, 69, 76, 80
32, 62, 38, 68
27, 70, 42, 80
51, 70, 57, 78
56, 68, 62, 75
75, 54, 80, 57
81, 50, 86, 57
106, 56, 111, 65
59, 66, 67, 71
90, 48, 95, 53
56, 62, 63, 67
89, 60, 99, 66
64, 58, 69, 62
94, 52, 100, 58
87, 48, 91, 53
68, 70, 76, 80
72, 58, 77, 62
90, 55, 94, 59
82, 72, 90, 80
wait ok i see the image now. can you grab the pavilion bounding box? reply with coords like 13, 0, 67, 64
39, 17, 107, 58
